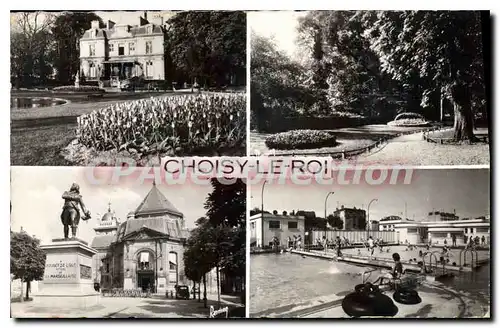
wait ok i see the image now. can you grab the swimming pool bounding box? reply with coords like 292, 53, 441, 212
250, 253, 384, 315
250, 250, 490, 317
338, 245, 490, 265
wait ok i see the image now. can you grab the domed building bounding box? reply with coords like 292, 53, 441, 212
91, 203, 121, 287
91, 181, 188, 294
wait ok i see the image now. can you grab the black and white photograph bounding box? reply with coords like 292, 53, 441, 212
10, 167, 246, 318
250, 11, 490, 165
10, 11, 246, 166
249, 169, 490, 318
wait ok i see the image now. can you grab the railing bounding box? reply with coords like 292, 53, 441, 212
459, 248, 478, 269
252, 126, 443, 158
102, 288, 152, 298
423, 251, 440, 274
423, 129, 489, 144
361, 268, 379, 284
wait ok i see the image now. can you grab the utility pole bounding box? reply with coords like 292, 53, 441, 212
260, 181, 267, 248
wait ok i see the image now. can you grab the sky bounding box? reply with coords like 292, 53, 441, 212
250, 169, 490, 222
11, 167, 213, 244
249, 11, 307, 58
10, 11, 175, 31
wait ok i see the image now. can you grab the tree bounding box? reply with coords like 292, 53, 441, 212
367, 11, 485, 142
166, 11, 246, 88
51, 12, 104, 84
183, 217, 217, 308
204, 179, 246, 227
203, 178, 246, 305
10, 230, 46, 300
10, 12, 55, 87
251, 33, 315, 131
327, 214, 344, 230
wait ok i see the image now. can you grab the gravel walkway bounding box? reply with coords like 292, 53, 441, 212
359, 132, 490, 166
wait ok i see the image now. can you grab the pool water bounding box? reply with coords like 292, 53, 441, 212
250, 253, 383, 315
339, 245, 490, 265
250, 250, 490, 316
11, 97, 67, 109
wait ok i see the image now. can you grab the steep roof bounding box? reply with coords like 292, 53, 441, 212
91, 235, 115, 249
134, 183, 183, 218
81, 25, 164, 40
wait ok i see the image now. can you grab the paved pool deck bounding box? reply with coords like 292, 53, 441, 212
250, 275, 489, 319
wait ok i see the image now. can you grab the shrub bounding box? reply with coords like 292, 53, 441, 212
394, 112, 425, 121
265, 129, 337, 150
76, 93, 246, 154
53, 85, 105, 93
387, 118, 430, 127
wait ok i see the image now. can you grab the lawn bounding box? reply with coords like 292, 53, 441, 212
10, 91, 177, 166
11, 90, 245, 166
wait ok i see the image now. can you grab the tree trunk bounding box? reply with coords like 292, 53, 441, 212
197, 281, 201, 302
20, 280, 24, 302
25, 280, 31, 300
203, 274, 207, 308
216, 265, 220, 308
450, 83, 476, 142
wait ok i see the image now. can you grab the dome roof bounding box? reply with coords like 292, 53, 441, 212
101, 211, 114, 221
101, 202, 115, 221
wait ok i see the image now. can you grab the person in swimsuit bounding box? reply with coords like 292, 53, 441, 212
373, 253, 404, 285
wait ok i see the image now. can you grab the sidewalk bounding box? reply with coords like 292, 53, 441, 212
11, 292, 244, 318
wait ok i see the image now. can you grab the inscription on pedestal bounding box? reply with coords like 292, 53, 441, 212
44, 260, 77, 280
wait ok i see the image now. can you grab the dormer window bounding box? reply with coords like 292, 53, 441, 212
147, 26, 152, 34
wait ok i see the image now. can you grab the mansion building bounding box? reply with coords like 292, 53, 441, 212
91, 181, 188, 294
79, 13, 167, 82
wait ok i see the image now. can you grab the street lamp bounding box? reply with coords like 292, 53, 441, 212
260, 181, 267, 248
324, 192, 335, 225
367, 198, 378, 238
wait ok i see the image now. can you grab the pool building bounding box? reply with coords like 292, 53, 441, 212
379, 213, 490, 245
250, 213, 305, 248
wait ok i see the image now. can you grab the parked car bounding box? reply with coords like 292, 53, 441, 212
175, 285, 190, 300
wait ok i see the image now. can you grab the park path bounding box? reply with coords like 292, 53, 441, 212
358, 131, 490, 166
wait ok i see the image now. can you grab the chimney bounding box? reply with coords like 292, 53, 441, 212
341, 205, 344, 209
144, 11, 148, 21
107, 20, 115, 30
91, 20, 99, 29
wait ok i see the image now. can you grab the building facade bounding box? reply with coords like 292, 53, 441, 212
90, 203, 121, 287
79, 13, 166, 82
378, 213, 490, 245
333, 206, 367, 230
90, 182, 188, 294
250, 213, 305, 248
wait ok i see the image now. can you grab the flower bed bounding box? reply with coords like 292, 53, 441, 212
53, 85, 105, 93
76, 93, 246, 154
387, 118, 430, 127
265, 129, 337, 150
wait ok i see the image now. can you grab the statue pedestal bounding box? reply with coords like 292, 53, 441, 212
33, 239, 100, 309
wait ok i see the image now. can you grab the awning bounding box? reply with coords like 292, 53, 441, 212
140, 252, 150, 262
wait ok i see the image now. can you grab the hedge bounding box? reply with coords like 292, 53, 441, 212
265, 129, 337, 150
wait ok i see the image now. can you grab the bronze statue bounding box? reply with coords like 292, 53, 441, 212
61, 183, 91, 239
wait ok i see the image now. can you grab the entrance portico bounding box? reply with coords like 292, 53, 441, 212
103, 60, 142, 80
